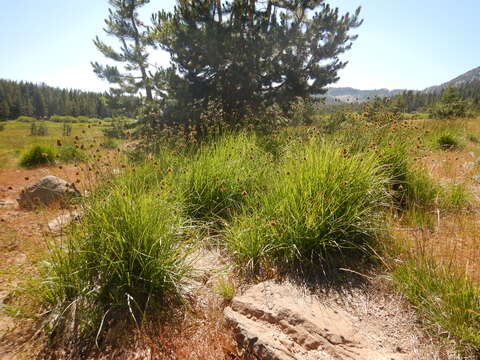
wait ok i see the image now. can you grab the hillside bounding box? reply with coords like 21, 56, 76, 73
425, 66, 480, 93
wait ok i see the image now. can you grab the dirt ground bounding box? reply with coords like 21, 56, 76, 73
0, 165, 80, 359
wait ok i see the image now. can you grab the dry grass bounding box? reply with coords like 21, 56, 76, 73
420, 148, 479, 182
37, 299, 238, 360
400, 118, 480, 283
393, 213, 480, 284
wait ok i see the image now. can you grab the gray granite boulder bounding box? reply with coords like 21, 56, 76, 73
17, 176, 79, 208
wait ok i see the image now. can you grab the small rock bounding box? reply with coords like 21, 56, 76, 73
0, 199, 16, 208
48, 210, 82, 234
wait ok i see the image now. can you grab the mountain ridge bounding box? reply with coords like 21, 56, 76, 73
325, 65, 479, 102
424, 66, 480, 93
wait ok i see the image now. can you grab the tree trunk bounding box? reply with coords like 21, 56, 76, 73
249, 0, 255, 25
129, 7, 153, 102
216, 0, 222, 22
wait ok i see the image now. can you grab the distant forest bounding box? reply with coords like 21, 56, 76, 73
0, 79, 138, 121
392, 79, 480, 112
2, 77, 478, 122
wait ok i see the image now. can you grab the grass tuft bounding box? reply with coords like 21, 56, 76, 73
437, 133, 462, 150
177, 133, 269, 221
215, 277, 236, 302
58, 145, 87, 163
227, 139, 389, 270
440, 182, 472, 210
101, 137, 118, 149
40, 169, 193, 337
467, 133, 479, 143
19, 144, 56, 168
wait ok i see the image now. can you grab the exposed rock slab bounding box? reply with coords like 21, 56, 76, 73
48, 210, 82, 234
224, 281, 407, 360
17, 176, 79, 209
0, 199, 16, 208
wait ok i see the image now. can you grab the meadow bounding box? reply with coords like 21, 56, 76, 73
0, 118, 125, 169
0, 112, 479, 358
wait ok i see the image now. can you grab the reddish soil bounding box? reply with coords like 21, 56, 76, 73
0, 165, 80, 360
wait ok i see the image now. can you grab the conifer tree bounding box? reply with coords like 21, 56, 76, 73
92, 0, 155, 100
0, 79, 129, 119
153, 0, 362, 124
0, 100, 9, 120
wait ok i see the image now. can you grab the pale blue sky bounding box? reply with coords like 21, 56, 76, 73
1, 0, 478, 91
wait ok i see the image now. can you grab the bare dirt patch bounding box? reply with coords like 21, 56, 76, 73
0, 165, 80, 360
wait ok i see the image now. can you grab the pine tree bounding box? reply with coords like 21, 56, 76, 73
153, 0, 362, 125
92, 0, 155, 101
441, 85, 460, 104
0, 79, 122, 119
33, 90, 47, 118
0, 100, 9, 120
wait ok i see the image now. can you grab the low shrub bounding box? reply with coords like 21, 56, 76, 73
227, 140, 389, 270
50, 115, 77, 123
0, 123, 4, 131
429, 102, 468, 119
321, 111, 362, 134
287, 96, 318, 126
103, 118, 135, 139
41, 176, 193, 337
19, 144, 55, 168
50, 115, 98, 123
16, 115, 37, 122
